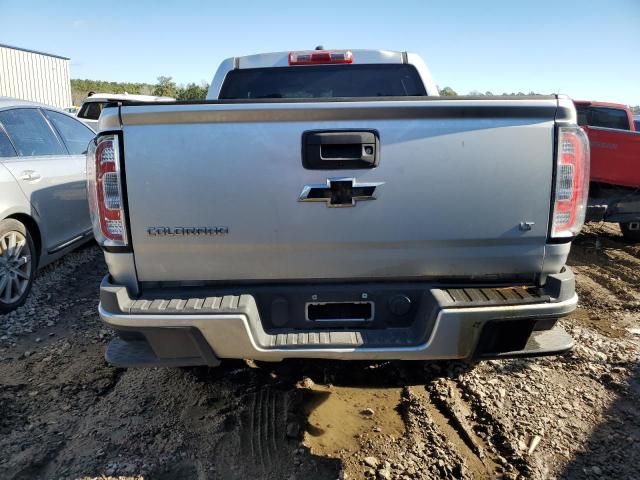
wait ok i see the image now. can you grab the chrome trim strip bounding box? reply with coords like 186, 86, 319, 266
119, 100, 562, 126
47, 229, 93, 254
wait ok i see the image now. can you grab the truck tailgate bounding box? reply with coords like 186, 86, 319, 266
585, 126, 640, 188
118, 99, 559, 282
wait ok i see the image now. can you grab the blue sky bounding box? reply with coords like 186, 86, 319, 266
2, 0, 639, 104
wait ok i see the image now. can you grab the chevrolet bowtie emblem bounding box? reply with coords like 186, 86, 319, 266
298, 178, 384, 207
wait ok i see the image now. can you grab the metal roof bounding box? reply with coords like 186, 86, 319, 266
0, 43, 70, 61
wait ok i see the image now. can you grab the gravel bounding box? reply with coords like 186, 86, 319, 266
1, 223, 638, 479
0, 242, 101, 347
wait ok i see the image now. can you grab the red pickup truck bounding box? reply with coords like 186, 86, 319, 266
575, 101, 640, 241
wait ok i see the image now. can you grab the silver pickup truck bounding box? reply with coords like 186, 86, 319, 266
90, 49, 589, 368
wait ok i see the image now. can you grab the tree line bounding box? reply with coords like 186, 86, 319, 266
439, 86, 544, 96
70, 78, 640, 113
70, 77, 209, 105
440, 87, 639, 113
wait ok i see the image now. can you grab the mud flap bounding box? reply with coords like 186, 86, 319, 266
474, 323, 573, 359
106, 328, 220, 368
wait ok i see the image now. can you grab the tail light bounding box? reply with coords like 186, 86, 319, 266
87, 134, 128, 247
288, 50, 353, 65
551, 126, 590, 238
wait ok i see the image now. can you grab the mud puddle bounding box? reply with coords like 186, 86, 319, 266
567, 307, 627, 338
303, 385, 405, 456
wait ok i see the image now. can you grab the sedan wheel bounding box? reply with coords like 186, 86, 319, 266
0, 231, 32, 303
0, 219, 37, 313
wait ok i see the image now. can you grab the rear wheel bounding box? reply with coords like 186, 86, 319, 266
619, 222, 640, 243
0, 219, 37, 313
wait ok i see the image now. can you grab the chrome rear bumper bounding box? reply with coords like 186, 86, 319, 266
99, 270, 577, 366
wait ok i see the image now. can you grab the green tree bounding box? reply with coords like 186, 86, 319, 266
153, 76, 178, 97
499, 91, 543, 96
70, 78, 155, 105
177, 82, 208, 100
439, 86, 457, 96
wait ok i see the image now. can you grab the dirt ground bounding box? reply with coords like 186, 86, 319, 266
1, 223, 638, 480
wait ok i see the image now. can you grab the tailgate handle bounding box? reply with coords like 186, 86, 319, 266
302, 130, 379, 169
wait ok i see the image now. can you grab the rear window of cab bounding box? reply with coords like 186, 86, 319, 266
577, 106, 631, 131
78, 101, 107, 120
219, 64, 427, 99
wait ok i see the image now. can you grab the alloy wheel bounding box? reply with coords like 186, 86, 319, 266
0, 231, 32, 304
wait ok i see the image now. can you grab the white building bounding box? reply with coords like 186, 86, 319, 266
0, 43, 72, 108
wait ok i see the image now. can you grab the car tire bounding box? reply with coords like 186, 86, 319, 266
0, 219, 37, 314
619, 222, 640, 243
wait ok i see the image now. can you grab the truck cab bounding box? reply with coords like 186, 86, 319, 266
206, 49, 439, 100
575, 100, 636, 132
575, 100, 640, 241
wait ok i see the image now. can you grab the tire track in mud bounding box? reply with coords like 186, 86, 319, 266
572, 267, 624, 309
427, 380, 497, 464
573, 224, 639, 258
586, 255, 640, 294
245, 388, 281, 472
567, 223, 640, 345
234, 386, 300, 479
425, 378, 523, 479
573, 265, 640, 311
602, 248, 640, 270
573, 262, 640, 304
450, 377, 531, 478
569, 225, 640, 315
411, 385, 500, 479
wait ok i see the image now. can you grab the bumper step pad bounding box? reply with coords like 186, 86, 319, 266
269, 327, 425, 348
437, 286, 549, 307
129, 295, 243, 314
